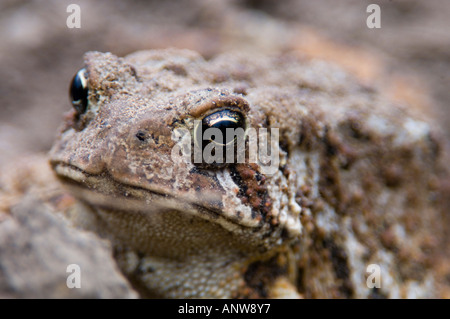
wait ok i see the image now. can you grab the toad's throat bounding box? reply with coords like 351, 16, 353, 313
50, 161, 262, 229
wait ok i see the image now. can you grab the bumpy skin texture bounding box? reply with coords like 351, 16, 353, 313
50, 49, 445, 298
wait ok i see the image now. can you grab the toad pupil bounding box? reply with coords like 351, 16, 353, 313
69, 68, 89, 115
200, 109, 245, 146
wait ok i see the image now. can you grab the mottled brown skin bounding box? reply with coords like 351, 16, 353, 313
49, 49, 445, 298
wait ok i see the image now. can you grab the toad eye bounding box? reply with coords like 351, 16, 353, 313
198, 109, 246, 146
69, 68, 88, 115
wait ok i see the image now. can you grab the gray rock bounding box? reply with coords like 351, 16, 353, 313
0, 195, 137, 298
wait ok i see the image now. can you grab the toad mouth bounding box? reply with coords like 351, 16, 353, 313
50, 161, 258, 229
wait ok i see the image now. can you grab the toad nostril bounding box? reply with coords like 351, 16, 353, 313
136, 130, 147, 141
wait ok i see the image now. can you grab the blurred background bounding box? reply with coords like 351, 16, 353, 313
0, 0, 449, 166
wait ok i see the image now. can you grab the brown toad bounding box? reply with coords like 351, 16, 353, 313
49, 49, 446, 298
